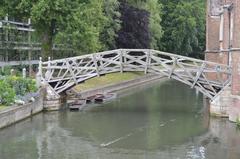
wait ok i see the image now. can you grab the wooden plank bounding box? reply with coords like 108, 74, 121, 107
191, 63, 206, 88
92, 54, 100, 77
144, 50, 150, 74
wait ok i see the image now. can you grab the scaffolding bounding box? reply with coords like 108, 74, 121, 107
0, 16, 74, 74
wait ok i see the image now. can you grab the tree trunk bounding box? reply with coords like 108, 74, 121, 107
41, 20, 55, 60
41, 29, 53, 60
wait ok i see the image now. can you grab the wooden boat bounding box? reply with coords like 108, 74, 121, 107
86, 95, 96, 103
66, 97, 79, 104
94, 94, 105, 103
94, 93, 116, 103
69, 99, 86, 111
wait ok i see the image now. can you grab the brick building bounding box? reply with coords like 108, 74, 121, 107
206, 0, 240, 121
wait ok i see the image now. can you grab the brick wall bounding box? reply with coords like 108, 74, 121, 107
206, 0, 240, 92
231, 0, 240, 95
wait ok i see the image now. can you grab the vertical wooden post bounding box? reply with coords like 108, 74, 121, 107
45, 57, 52, 81
168, 57, 177, 78
144, 50, 151, 74
10, 69, 14, 76
22, 68, 26, 78
93, 54, 100, 77
120, 50, 123, 73
123, 50, 127, 66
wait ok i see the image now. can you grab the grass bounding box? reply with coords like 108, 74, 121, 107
0, 105, 8, 111
237, 118, 240, 128
73, 72, 144, 92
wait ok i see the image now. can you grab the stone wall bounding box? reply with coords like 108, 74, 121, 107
210, 86, 231, 117
0, 89, 44, 129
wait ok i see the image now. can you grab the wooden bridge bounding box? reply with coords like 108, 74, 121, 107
39, 49, 232, 100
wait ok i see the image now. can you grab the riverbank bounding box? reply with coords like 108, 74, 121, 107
0, 73, 166, 129
71, 73, 165, 98
0, 89, 44, 129
0, 105, 7, 110
73, 72, 145, 92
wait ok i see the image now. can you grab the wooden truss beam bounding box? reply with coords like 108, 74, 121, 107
40, 49, 232, 100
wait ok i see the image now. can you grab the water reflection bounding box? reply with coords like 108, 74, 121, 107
0, 80, 239, 159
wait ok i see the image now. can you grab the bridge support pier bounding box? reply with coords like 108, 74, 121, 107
210, 87, 240, 122
43, 84, 62, 111
210, 87, 231, 117
228, 50, 240, 122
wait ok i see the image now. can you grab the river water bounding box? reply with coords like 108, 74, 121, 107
0, 80, 240, 159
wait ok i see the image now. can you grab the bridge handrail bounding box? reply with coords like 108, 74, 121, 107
42, 49, 232, 69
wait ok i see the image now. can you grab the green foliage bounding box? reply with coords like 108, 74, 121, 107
2, 0, 206, 58
0, 66, 28, 76
1, 0, 32, 19
117, 2, 150, 48
0, 6, 4, 18
100, 0, 121, 50
0, 66, 12, 76
55, 0, 108, 55
125, 0, 163, 50
237, 118, 240, 128
30, 0, 73, 59
145, 0, 163, 49
0, 75, 37, 105
159, 0, 205, 57
6, 76, 37, 96
0, 80, 15, 105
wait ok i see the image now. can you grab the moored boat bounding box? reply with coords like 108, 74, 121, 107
69, 99, 86, 111
94, 93, 116, 103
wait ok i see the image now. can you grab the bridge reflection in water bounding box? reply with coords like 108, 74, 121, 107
0, 80, 239, 159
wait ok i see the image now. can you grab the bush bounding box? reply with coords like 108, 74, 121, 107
0, 76, 37, 106
6, 76, 37, 96
0, 66, 12, 76
0, 80, 16, 105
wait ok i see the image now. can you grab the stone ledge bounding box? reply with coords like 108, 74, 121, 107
0, 89, 44, 129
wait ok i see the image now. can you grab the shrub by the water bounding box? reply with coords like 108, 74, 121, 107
0, 80, 16, 105
6, 76, 37, 96
0, 76, 37, 106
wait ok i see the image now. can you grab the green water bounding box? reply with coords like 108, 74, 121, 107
0, 80, 240, 159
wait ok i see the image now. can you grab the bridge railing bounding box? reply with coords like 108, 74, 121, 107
40, 49, 232, 99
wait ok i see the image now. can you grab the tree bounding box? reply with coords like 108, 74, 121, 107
0, 5, 4, 18
116, 2, 150, 49
159, 0, 205, 57
1, 0, 206, 59
0, 0, 33, 20
2, 0, 109, 58
54, 0, 107, 55
123, 0, 163, 50
100, 0, 121, 50
31, 0, 76, 59
144, 0, 163, 49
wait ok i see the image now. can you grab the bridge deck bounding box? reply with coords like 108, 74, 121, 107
39, 49, 232, 100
